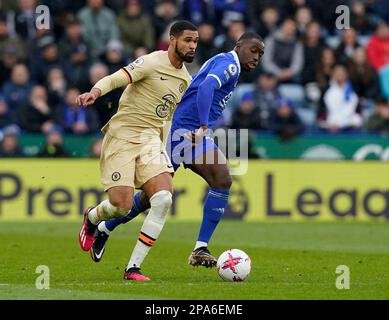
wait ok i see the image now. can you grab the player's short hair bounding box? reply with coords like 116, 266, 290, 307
237, 32, 264, 43
169, 20, 198, 37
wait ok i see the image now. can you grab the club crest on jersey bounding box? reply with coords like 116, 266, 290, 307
112, 172, 121, 181
228, 64, 237, 76
133, 58, 144, 66
156, 94, 176, 118
179, 83, 185, 93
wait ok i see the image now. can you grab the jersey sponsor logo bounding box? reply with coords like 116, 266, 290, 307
111, 172, 121, 181
224, 70, 230, 81
228, 64, 237, 76
156, 94, 177, 119
133, 58, 144, 66
219, 91, 233, 109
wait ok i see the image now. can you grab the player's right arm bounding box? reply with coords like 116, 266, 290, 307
76, 68, 132, 107
76, 56, 152, 107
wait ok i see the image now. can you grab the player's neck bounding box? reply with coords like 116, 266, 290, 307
167, 49, 184, 69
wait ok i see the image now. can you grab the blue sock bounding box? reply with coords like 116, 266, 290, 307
104, 192, 149, 231
197, 188, 230, 245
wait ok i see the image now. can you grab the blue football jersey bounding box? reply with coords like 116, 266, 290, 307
171, 50, 241, 131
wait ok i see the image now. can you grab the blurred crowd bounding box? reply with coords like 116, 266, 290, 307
2, 0, 389, 158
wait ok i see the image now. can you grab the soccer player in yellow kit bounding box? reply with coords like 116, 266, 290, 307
77, 21, 199, 281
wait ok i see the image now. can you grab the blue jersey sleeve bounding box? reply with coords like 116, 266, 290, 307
206, 57, 239, 89
196, 76, 220, 127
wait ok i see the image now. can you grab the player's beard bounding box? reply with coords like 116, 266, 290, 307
175, 44, 194, 63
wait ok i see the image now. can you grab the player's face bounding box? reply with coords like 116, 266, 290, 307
237, 39, 265, 72
174, 30, 199, 63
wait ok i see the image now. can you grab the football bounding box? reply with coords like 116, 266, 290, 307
216, 249, 251, 282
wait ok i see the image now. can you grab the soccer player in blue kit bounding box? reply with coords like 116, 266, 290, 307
90, 32, 265, 273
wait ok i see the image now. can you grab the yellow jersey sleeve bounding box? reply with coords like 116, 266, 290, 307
93, 69, 130, 96
123, 55, 155, 83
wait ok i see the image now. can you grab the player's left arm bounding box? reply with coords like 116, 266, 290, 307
192, 59, 237, 141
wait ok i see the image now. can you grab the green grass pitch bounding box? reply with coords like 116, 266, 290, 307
1, 220, 389, 300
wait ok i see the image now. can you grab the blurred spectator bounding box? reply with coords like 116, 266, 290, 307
100, 39, 129, 74
378, 63, 389, 101
366, 97, 389, 133
302, 0, 346, 35
0, 13, 26, 61
253, 71, 282, 130
133, 47, 149, 59
366, 21, 389, 71
0, 95, 10, 128
89, 137, 103, 158
348, 47, 379, 111
29, 28, 56, 60
195, 22, 219, 65
152, 0, 180, 41
88, 63, 121, 127
371, 0, 389, 24
54, 87, 100, 134
58, 16, 90, 89
282, 0, 307, 17
46, 67, 67, 107
155, 22, 172, 51
30, 36, 67, 85
320, 64, 362, 132
2, 63, 32, 115
104, 0, 126, 14
219, 20, 245, 53
13, 0, 38, 41
262, 18, 304, 83
118, 0, 155, 56
269, 97, 303, 141
335, 28, 361, 65
249, 4, 279, 39
38, 125, 70, 157
295, 6, 313, 35
213, 0, 246, 30
301, 21, 325, 85
17, 85, 55, 133
0, 124, 25, 157
315, 47, 336, 91
39, 1, 86, 39
179, 0, 214, 25
77, 0, 119, 58
230, 91, 263, 130
350, 0, 377, 35
0, 45, 20, 87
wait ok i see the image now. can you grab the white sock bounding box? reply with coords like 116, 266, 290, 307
194, 241, 208, 251
88, 200, 128, 224
97, 221, 111, 235
126, 190, 172, 270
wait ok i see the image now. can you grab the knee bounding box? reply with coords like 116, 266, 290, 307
210, 174, 232, 190
149, 190, 172, 214
108, 194, 133, 212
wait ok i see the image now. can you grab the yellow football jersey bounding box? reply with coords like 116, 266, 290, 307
101, 50, 192, 142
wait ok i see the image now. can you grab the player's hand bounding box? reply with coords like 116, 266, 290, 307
76, 91, 99, 107
185, 126, 208, 146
